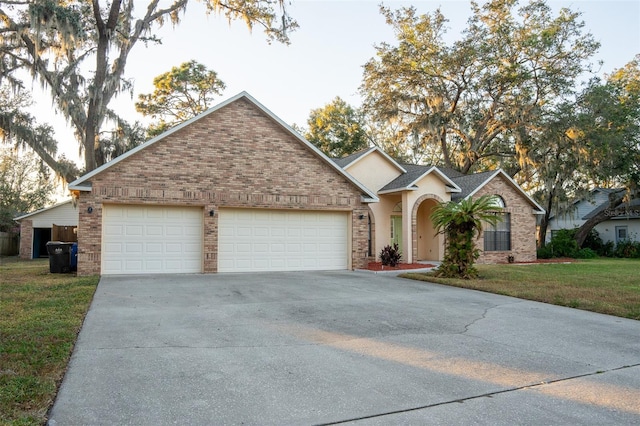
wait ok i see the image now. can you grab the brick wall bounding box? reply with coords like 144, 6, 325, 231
19, 220, 33, 259
76, 97, 370, 275
475, 175, 538, 263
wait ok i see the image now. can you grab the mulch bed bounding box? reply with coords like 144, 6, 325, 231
367, 262, 436, 271
367, 258, 575, 271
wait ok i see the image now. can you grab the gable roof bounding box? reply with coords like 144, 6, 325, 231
68, 92, 378, 202
14, 199, 74, 221
378, 164, 461, 195
333, 146, 407, 173
582, 189, 639, 220
548, 187, 626, 220
452, 170, 545, 214
450, 170, 498, 200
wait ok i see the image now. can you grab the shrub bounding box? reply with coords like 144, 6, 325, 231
575, 248, 598, 259
430, 195, 502, 279
548, 229, 579, 258
614, 240, 640, 258
380, 243, 402, 266
580, 229, 615, 256
599, 241, 615, 257
537, 246, 554, 259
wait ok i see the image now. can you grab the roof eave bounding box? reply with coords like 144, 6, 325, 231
406, 166, 462, 194
66, 91, 379, 203
378, 186, 418, 195
68, 92, 251, 189
342, 146, 407, 174
463, 169, 546, 214
68, 184, 92, 192
13, 199, 74, 221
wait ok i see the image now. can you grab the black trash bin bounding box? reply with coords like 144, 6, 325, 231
46, 241, 73, 273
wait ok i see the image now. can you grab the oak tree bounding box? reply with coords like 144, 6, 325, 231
303, 97, 369, 158
0, 0, 297, 180
361, 0, 599, 173
136, 60, 226, 137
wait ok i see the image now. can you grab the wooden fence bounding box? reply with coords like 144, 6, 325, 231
0, 232, 19, 256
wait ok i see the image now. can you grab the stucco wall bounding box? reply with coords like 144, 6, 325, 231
76, 97, 370, 275
345, 150, 402, 192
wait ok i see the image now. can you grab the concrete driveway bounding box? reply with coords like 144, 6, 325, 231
48, 271, 640, 425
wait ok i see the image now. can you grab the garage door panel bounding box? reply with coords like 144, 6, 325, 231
146, 243, 162, 253
125, 225, 143, 236
102, 205, 202, 275
218, 209, 348, 272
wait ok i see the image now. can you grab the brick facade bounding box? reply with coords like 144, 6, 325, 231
19, 219, 33, 259
75, 97, 371, 275
475, 175, 538, 263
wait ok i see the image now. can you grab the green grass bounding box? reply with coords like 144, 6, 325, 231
0, 258, 99, 425
401, 258, 640, 320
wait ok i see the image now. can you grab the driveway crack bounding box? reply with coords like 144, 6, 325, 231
460, 300, 524, 334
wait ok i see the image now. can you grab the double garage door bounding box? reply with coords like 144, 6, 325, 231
102, 205, 348, 274
218, 209, 348, 272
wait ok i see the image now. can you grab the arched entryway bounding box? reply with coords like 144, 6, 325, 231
412, 194, 443, 262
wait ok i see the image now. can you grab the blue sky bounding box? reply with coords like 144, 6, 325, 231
34, 0, 640, 165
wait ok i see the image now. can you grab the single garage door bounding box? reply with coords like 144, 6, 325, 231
218, 209, 349, 272
102, 205, 203, 274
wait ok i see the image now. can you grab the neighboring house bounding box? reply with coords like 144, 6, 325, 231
546, 188, 640, 245
15, 200, 79, 259
334, 147, 545, 265
68, 92, 543, 276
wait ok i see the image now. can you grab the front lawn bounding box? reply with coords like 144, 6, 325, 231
0, 258, 99, 425
401, 258, 640, 320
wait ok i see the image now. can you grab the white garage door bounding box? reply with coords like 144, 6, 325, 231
218, 209, 349, 272
102, 205, 203, 275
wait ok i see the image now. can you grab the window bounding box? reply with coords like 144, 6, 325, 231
484, 196, 510, 252
616, 226, 628, 244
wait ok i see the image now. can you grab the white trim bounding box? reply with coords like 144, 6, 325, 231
69, 92, 248, 190
71, 185, 92, 191
378, 166, 462, 195
68, 91, 379, 202
464, 170, 546, 215
378, 186, 418, 195
14, 199, 73, 221
341, 146, 407, 174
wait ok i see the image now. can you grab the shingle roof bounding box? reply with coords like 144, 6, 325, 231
582, 190, 639, 219
437, 167, 465, 179
331, 155, 545, 214
378, 164, 432, 192
450, 171, 498, 201
331, 148, 374, 168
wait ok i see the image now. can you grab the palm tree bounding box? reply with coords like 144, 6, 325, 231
430, 194, 502, 279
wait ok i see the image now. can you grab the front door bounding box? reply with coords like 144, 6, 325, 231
391, 216, 403, 248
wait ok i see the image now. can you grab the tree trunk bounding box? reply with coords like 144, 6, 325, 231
537, 193, 555, 248
538, 216, 549, 248
574, 194, 625, 247
440, 127, 453, 169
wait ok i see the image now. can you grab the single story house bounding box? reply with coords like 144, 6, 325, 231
333, 147, 545, 265
69, 92, 543, 276
15, 200, 78, 259
546, 188, 640, 245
